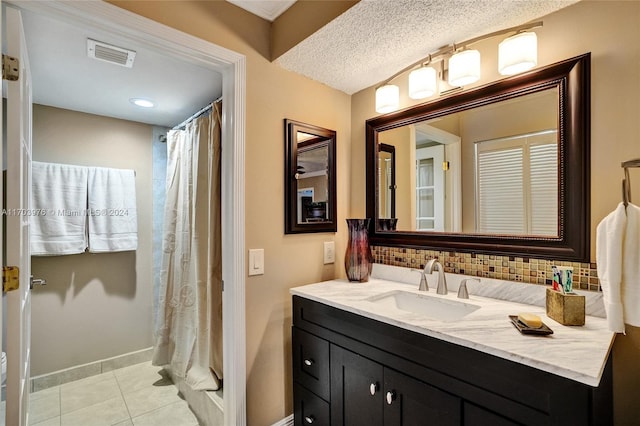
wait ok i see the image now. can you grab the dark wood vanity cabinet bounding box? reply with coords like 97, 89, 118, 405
292, 296, 612, 426
330, 344, 460, 426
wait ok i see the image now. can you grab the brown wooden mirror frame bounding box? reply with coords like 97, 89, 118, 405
366, 54, 591, 261
285, 119, 337, 234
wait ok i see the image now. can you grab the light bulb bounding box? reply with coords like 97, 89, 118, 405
499, 32, 537, 75
375, 84, 400, 114
409, 66, 437, 99
448, 49, 481, 87
130, 98, 155, 108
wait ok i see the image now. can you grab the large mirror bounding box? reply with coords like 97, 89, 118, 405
285, 119, 337, 234
366, 54, 590, 261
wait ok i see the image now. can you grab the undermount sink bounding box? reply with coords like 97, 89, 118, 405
367, 290, 480, 321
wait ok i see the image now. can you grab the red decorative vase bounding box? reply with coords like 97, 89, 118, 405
344, 219, 373, 282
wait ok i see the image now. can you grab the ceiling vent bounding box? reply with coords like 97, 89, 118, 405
87, 39, 136, 68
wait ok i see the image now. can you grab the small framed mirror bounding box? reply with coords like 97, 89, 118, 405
285, 119, 337, 234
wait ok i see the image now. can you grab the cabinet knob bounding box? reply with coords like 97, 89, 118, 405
386, 390, 396, 405
303, 358, 314, 366
369, 382, 379, 395
304, 415, 315, 424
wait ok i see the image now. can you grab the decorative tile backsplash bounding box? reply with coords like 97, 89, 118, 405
371, 246, 601, 292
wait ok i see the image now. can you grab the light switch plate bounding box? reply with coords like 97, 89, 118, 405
249, 249, 264, 276
324, 241, 335, 264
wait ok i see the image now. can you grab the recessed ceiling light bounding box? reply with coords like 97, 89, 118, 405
130, 98, 155, 108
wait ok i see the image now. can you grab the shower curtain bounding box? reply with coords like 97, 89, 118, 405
153, 101, 223, 390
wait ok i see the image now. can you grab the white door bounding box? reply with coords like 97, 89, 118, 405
1, 5, 33, 425
415, 145, 445, 231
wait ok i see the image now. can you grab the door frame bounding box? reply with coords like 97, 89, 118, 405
5, 1, 247, 425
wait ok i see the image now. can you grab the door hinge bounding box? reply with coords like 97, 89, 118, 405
3, 266, 20, 292
2, 54, 19, 81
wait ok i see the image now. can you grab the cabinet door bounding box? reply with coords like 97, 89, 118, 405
384, 368, 461, 426
463, 402, 521, 426
331, 345, 384, 426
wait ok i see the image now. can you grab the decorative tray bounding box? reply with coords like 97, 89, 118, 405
509, 315, 554, 336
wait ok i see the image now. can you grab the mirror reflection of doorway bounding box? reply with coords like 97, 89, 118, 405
297, 188, 313, 223
415, 145, 445, 231
378, 143, 396, 219
297, 188, 328, 223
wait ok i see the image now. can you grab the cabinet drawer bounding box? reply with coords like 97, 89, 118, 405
293, 327, 330, 401
294, 382, 330, 426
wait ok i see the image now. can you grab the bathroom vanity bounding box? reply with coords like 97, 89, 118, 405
291, 271, 614, 425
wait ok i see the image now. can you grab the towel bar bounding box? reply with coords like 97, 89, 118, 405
622, 158, 640, 207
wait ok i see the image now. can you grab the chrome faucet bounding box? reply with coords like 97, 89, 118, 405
422, 259, 447, 294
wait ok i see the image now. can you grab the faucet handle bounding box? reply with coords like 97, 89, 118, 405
458, 278, 479, 299
411, 268, 429, 291
418, 273, 429, 292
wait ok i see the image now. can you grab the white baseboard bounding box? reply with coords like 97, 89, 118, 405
271, 414, 294, 426
31, 347, 153, 392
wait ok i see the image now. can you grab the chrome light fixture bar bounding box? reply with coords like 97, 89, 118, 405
375, 21, 542, 113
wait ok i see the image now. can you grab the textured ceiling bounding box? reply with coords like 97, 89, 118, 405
276, 0, 579, 95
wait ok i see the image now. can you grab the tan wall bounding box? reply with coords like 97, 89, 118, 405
108, 2, 351, 424
30, 104, 153, 376
350, 1, 640, 422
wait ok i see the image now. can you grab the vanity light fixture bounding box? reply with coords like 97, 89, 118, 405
374, 21, 542, 114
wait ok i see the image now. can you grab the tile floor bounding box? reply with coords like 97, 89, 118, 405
28, 362, 200, 426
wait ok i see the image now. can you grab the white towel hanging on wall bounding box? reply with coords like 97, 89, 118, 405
87, 166, 138, 253
596, 202, 640, 333
31, 161, 89, 256
31, 162, 138, 255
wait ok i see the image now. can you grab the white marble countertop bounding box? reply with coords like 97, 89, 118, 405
291, 265, 615, 387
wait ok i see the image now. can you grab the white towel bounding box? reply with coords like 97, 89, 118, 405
30, 162, 89, 256
596, 202, 640, 333
87, 167, 138, 253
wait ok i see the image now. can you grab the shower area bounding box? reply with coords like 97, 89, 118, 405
151, 100, 225, 421
25, 97, 225, 424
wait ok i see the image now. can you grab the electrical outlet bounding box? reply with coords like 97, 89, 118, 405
324, 241, 335, 264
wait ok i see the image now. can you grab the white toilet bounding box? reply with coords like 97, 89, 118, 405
1, 352, 6, 384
